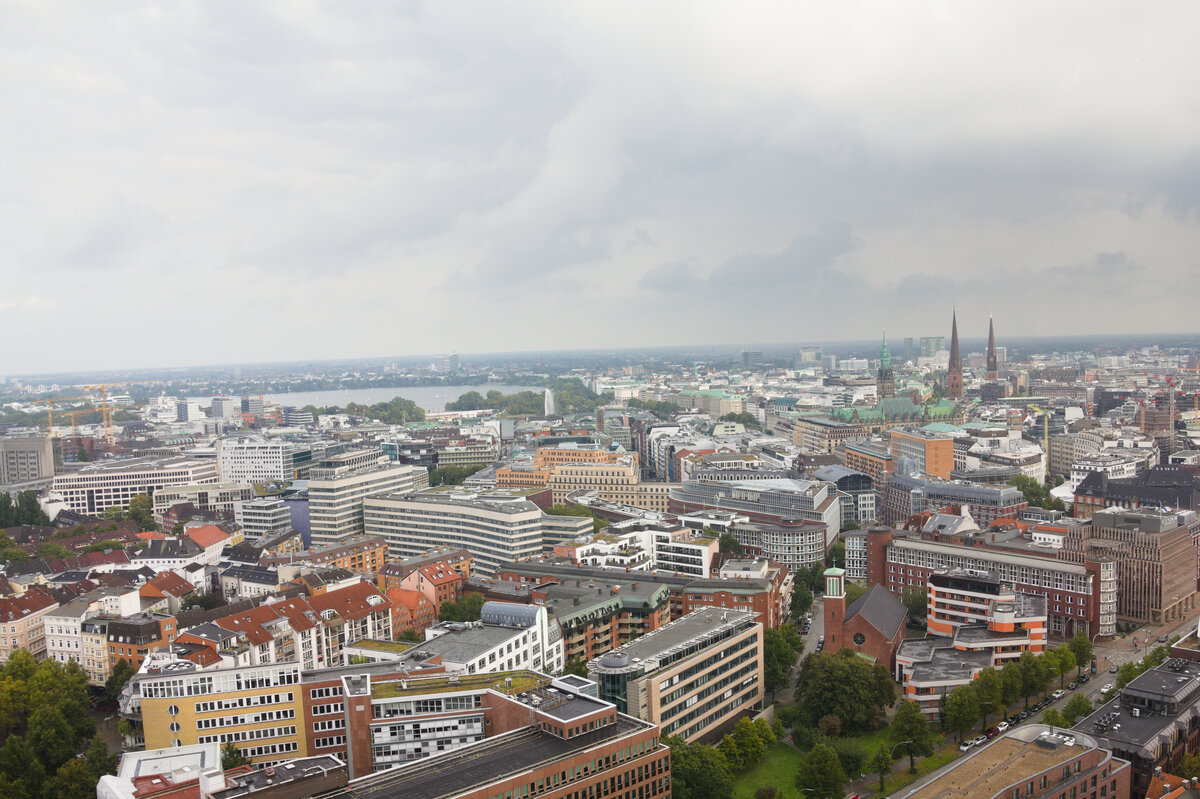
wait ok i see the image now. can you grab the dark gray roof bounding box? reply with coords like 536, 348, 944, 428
845, 585, 906, 638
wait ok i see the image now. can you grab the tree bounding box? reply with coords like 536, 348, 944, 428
665, 736, 732, 799
844, 581, 869, 606
14, 491, 50, 526
543, 504, 605, 533
1019, 652, 1046, 708
429, 464, 488, 487
795, 743, 847, 799
106, 658, 136, 701
891, 700, 935, 772
0, 676, 27, 733
1177, 752, 1200, 780
763, 627, 798, 694
1062, 693, 1093, 726
0, 735, 45, 799
868, 742, 894, 792
791, 583, 813, 618
221, 741, 250, 770
3, 650, 36, 683
563, 658, 589, 678
817, 714, 842, 738
1054, 646, 1076, 687
728, 718, 766, 767
942, 684, 980, 742
975, 667, 1003, 730
719, 412, 759, 429
754, 788, 778, 799
180, 592, 227, 612
718, 532, 742, 555
397, 628, 421, 642
84, 736, 119, 778
901, 588, 928, 623
438, 592, 485, 622
44, 757, 97, 799
716, 735, 744, 771
27, 705, 76, 772
127, 493, 157, 531
1068, 633, 1093, 676
1042, 707, 1066, 727
1001, 661, 1023, 709
872, 662, 897, 709
826, 541, 845, 568
794, 649, 893, 734
0, 493, 12, 528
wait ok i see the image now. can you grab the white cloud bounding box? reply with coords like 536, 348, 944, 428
1, 1, 1199, 372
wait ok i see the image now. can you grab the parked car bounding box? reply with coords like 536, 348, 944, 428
1101, 683, 1114, 693
1017, 711, 1030, 721
1068, 681, 1078, 690
1052, 689, 1066, 700
996, 721, 1010, 732
959, 740, 975, 752
1160, 634, 1169, 643
1079, 674, 1090, 683
1110, 665, 1118, 674
985, 727, 1000, 739
971, 735, 987, 747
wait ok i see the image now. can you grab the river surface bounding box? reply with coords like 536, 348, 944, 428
190, 384, 541, 413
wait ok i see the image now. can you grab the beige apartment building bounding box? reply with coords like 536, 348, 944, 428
0, 587, 59, 663
548, 457, 670, 512
588, 607, 762, 742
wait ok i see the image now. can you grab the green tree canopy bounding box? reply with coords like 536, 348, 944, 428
942, 684, 980, 742
868, 742, 893, 792
563, 658, 589, 678
891, 700, 935, 771
428, 464, 488, 486
795, 743, 847, 799
665, 736, 733, 799
1067, 634, 1093, 675
791, 583, 813, 618
1062, 693, 1093, 726
221, 741, 250, 770
794, 649, 893, 734
438, 592, 485, 622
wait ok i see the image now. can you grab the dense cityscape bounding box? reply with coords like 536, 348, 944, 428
0, 320, 1198, 799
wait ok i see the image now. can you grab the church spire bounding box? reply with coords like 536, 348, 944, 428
986, 315, 998, 380
877, 329, 895, 399
947, 311, 963, 400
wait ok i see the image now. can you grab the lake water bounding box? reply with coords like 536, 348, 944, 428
191, 385, 540, 413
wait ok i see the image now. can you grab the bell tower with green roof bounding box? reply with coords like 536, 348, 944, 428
877, 330, 895, 399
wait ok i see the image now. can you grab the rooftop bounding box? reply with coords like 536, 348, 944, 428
589, 607, 757, 675
371, 670, 546, 700
906, 726, 1096, 799
346, 716, 654, 799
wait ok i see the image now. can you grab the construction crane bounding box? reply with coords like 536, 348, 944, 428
84, 382, 140, 444
37, 396, 93, 432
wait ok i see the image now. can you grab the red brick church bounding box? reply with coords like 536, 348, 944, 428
823, 567, 906, 670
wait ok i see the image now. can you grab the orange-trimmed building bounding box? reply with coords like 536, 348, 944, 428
896, 568, 1048, 718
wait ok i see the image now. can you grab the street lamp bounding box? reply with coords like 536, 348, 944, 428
890, 740, 914, 756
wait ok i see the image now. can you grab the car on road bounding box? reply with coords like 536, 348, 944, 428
1052, 689, 1065, 700
1101, 683, 1114, 693
959, 740, 976, 752
1160, 634, 1169, 643
1017, 711, 1030, 721
996, 721, 1010, 732
971, 735, 987, 747
1068, 681, 1078, 690
985, 727, 1000, 739
1110, 665, 1118, 674
1079, 674, 1090, 683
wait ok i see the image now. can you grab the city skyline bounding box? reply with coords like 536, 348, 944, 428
3, 3, 1199, 373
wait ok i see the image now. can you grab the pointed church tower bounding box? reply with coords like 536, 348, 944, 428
823, 567, 846, 651
947, 311, 963, 400
877, 331, 895, 399
986, 315, 998, 381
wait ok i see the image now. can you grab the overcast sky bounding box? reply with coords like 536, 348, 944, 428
3, 2, 1199, 374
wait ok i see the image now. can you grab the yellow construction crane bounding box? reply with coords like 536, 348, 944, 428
84, 382, 140, 444
37, 396, 92, 431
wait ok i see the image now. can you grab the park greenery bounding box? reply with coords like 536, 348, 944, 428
445, 378, 607, 416
428, 464, 488, 486
666, 718, 780, 799
718, 412, 760, 429
1008, 475, 1067, 511
0, 651, 121, 799
624, 398, 681, 418
101, 493, 157, 531
438, 592, 485, 622
302, 396, 425, 424
792, 649, 896, 734
543, 504, 605, 533
762, 626, 804, 695
0, 491, 51, 529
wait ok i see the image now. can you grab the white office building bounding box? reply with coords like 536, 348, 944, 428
309, 452, 418, 547
234, 498, 294, 543
52, 456, 219, 515
217, 436, 313, 483
364, 488, 546, 575
152, 482, 255, 522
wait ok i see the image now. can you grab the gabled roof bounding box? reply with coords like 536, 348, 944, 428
141, 572, 195, 599
845, 585, 906, 640
185, 525, 231, 549
418, 563, 464, 587
0, 586, 58, 621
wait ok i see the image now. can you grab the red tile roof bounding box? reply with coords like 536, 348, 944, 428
185, 525, 231, 549
418, 564, 464, 587
140, 571, 195, 599
0, 586, 57, 622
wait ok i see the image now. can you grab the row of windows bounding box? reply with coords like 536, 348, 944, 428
313, 719, 345, 732
194, 692, 294, 714
312, 702, 344, 715
196, 708, 295, 729
314, 735, 346, 749
198, 725, 297, 744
